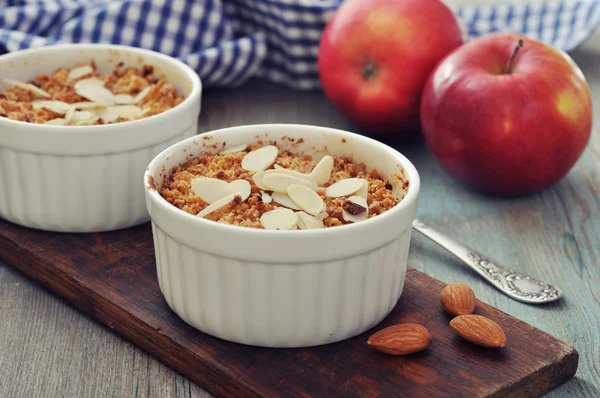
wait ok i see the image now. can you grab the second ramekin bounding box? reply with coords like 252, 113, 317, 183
0, 44, 202, 232
144, 124, 420, 348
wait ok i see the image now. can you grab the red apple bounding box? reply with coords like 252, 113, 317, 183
420, 34, 592, 195
318, 0, 463, 139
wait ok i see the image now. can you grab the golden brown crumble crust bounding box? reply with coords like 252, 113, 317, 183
0, 63, 184, 124
160, 144, 403, 229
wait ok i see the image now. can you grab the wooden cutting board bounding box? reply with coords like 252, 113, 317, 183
0, 219, 578, 398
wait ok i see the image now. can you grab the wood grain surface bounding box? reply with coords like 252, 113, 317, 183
0, 220, 579, 397
1, 32, 599, 398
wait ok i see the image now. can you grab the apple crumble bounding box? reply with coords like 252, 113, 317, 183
159, 143, 407, 230
0, 62, 184, 126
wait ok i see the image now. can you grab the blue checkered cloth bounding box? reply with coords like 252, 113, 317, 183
0, 0, 599, 90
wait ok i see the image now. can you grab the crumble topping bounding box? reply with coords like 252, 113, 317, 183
159, 143, 406, 229
0, 62, 184, 125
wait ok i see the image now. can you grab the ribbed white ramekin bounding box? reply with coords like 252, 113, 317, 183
0, 44, 202, 232
144, 124, 420, 348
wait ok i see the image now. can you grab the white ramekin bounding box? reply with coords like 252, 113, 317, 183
144, 124, 420, 348
0, 44, 202, 232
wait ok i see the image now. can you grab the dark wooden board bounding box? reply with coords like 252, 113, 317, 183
0, 218, 578, 398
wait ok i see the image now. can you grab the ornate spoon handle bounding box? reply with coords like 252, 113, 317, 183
412, 219, 563, 304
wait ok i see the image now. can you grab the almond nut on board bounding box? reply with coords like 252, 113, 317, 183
440, 283, 476, 316
450, 315, 507, 348
367, 324, 432, 355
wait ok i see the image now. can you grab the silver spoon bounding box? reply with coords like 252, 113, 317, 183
412, 219, 563, 304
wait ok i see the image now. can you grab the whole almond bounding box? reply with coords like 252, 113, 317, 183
440, 283, 476, 316
367, 324, 432, 355
450, 315, 507, 348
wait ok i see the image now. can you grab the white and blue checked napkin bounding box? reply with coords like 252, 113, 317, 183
0, 0, 599, 90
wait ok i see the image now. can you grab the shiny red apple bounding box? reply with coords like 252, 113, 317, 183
318, 0, 463, 139
420, 34, 593, 195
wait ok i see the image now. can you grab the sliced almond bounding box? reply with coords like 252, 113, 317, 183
70, 110, 94, 122
270, 192, 301, 210
94, 108, 119, 123
260, 191, 272, 204
26, 83, 51, 98
260, 208, 297, 230
197, 193, 239, 218
74, 78, 114, 106
64, 107, 75, 124
223, 180, 251, 202
70, 110, 99, 126
76, 117, 99, 126
287, 184, 325, 216
76, 77, 105, 87
343, 195, 368, 223
75, 118, 99, 126
355, 179, 369, 200
219, 143, 248, 155
134, 85, 153, 104
241, 145, 278, 172
45, 101, 71, 114
262, 173, 313, 194
191, 178, 230, 204
95, 105, 144, 122
113, 94, 135, 105
252, 168, 316, 190
226, 180, 251, 202
191, 177, 251, 204
71, 101, 106, 110
2, 79, 51, 98
296, 211, 324, 230
32, 100, 62, 111
253, 171, 269, 190
39, 100, 71, 115
310, 155, 333, 185
67, 65, 94, 81
325, 178, 364, 198
273, 164, 283, 169
43, 118, 66, 126
270, 168, 317, 187
31, 100, 49, 109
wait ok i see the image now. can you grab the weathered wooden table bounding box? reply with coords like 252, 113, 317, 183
1, 31, 599, 397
